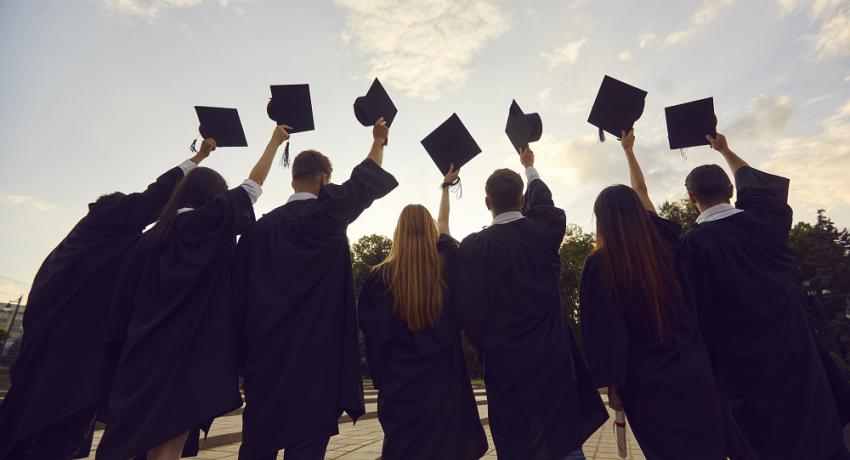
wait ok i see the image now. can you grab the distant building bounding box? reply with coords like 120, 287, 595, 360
0, 301, 25, 366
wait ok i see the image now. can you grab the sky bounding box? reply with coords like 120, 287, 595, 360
1, 0, 849, 302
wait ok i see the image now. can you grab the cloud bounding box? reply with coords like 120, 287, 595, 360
777, 0, 850, 60
663, 0, 735, 46
541, 37, 588, 68
334, 0, 510, 101
0, 193, 54, 212
725, 94, 794, 139
761, 99, 850, 220
96, 0, 235, 20
638, 31, 657, 48
617, 50, 633, 61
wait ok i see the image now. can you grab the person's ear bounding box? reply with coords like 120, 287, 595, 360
485, 196, 492, 211
687, 192, 697, 205
520, 195, 525, 210
727, 184, 734, 200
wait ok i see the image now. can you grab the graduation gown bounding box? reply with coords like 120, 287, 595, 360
580, 213, 725, 460
357, 234, 488, 460
95, 186, 253, 460
0, 166, 184, 459
235, 159, 397, 456
680, 166, 846, 460
454, 178, 608, 460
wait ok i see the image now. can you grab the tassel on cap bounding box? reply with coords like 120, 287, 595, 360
451, 178, 463, 198
282, 141, 290, 168
190, 138, 198, 154
598, 128, 605, 142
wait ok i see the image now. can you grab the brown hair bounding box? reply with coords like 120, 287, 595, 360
376, 204, 445, 332
148, 167, 227, 244
292, 150, 333, 180
591, 185, 680, 343
485, 168, 523, 214
685, 164, 732, 204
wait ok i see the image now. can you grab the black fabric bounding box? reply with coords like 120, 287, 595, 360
579, 213, 726, 459
96, 186, 254, 460
0, 166, 184, 460
354, 78, 397, 127
680, 166, 847, 459
235, 159, 397, 457
664, 97, 717, 149
453, 178, 608, 460
421, 113, 482, 176
358, 234, 488, 460
5, 406, 97, 460
195, 106, 248, 147
267, 84, 314, 133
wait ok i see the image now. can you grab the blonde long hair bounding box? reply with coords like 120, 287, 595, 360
376, 204, 446, 332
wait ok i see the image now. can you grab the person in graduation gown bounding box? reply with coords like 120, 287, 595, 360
235, 118, 398, 460
679, 133, 848, 460
579, 129, 726, 460
358, 165, 488, 460
96, 127, 289, 460
453, 148, 608, 460
0, 145, 208, 460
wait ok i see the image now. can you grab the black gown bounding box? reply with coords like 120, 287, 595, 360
454, 178, 608, 460
357, 234, 488, 460
579, 213, 726, 460
235, 159, 397, 457
679, 166, 847, 460
0, 166, 184, 459
96, 186, 254, 460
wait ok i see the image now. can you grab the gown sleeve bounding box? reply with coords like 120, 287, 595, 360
310, 159, 398, 238
579, 256, 629, 388
101, 166, 185, 233
677, 237, 715, 348
452, 235, 489, 350
649, 212, 682, 245
734, 166, 793, 237
182, 186, 256, 238
357, 271, 394, 389
522, 178, 567, 252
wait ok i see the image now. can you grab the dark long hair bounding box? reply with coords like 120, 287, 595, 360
148, 167, 227, 244
591, 185, 680, 344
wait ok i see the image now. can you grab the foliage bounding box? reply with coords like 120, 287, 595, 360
558, 224, 595, 351
658, 198, 700, 232
350, 234, 393, 299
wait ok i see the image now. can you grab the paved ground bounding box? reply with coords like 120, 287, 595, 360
83, 403, 645, 460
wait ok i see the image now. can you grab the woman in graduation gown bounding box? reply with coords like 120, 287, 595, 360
579, 130, 726, 460
358, 165, 488, 460
96, 126, 290, 460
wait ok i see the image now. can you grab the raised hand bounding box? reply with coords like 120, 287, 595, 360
520, 147, 534, 168
373, 117, 389, 143
444, 163, 460, 184
271, 124, 292, 147
705, 133, 729, 153
620, 129, 635, 152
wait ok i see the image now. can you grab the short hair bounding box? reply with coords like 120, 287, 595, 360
685, 164, 732, 204
485, 169, 523, 213
292, 150, 333, 180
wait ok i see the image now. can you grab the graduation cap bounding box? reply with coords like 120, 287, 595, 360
587, 75, 647, 141
267, 84, 314, 167
421, 113, 481, 177
354, 78, 397, 127
505, 100, 542, 153
665, 97, 717, 149
194, 106, 248, 148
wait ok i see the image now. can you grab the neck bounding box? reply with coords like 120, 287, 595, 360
490, 208, 521, 219
293, 184, 321, 196
697, 200, 730, 214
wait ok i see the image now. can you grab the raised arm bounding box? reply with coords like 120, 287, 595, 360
620, 129, 656, 213
437, 164, 459, 236
706, 133, 749, 174
367, 117, 388, 167
249, 125, 290, 186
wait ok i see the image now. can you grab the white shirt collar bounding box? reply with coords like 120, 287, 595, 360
286, 192, 318, 204
696, 203, 744, 225
491, 210, 524, 226
176, 207, 193, 215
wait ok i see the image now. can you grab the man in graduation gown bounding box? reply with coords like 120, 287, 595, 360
236, 120, 397, 460
454, 148, 608, 460
679, 133, 848, 460
0, 146, 213, 460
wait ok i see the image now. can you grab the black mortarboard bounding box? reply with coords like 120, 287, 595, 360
587, 75, 647, 141
665, 97, 717, 149
505, 100, 542, 153
354, 78, 397, 127
194, 106, 248, 147
421, 113, 482, 176
267, 84, 314, 167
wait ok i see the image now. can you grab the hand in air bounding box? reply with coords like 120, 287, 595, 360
373, 117, 389, 143
271, 124, 292, 147
705, 133, 729, 153
520, 147, 534, 168
620, 129, 635, 152
199, 138, 218, 157
444, 163, 460, 184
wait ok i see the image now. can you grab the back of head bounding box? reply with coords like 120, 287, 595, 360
149, 167, 227, 244
292, 150, 333, 187
485, 168, 523, 214
592, 184, 680, 343
377, 204, 445, 332
685, 164, 732, 206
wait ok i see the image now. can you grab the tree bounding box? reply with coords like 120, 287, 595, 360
658, 198, 699, 232
350, 234, 393, 298
558, 224, 595, 351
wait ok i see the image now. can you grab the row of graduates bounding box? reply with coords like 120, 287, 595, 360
0, 111, 848, 460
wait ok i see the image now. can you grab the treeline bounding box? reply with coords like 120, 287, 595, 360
351, 204, 850, 379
